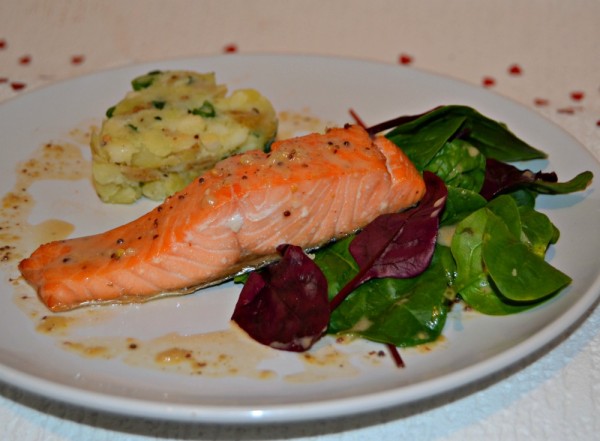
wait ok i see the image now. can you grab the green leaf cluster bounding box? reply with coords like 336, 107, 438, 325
451, 196, 568, 315
385, 105, 547, 165
312, 106, 590, 347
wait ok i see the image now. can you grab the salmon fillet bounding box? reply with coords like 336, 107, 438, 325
19, 125, 426, 311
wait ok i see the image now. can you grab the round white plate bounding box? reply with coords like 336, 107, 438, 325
0, 54, 598, 424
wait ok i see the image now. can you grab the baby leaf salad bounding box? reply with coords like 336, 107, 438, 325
232, 105, 593, 363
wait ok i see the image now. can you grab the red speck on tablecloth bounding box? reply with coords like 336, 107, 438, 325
482, 76, 496, 87
19, 55, 31, 65
398, 54, 413, 65
10, 82, 26, 91
71, 55, 85, 65
508, 64, 522, 75
570, 91, 584, 101
223, 44, 238, 53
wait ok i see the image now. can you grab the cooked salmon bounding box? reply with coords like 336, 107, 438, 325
19, 125, 426, 312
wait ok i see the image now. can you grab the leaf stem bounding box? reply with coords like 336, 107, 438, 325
349, 108, 367, 129
329, 273, 362, 311
387, 344, 405, 368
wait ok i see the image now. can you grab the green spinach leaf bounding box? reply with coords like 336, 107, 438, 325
385, 105, 547, 164
440, 186, 487, 226
425, 139, 486, 191
451, 207, 534, 315
325, 246, 454, 347
482, 211, 571, 302
451, 196, 571, 314
386, 115, 466, 170
518, 205, 560, 257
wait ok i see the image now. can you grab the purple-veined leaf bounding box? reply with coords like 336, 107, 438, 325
480, 158, 556, 200
231, 244, 329, 352
330, 171, 448, 310
479, 158, 593, 201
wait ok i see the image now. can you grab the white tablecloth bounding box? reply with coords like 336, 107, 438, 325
1, 1, 599, 440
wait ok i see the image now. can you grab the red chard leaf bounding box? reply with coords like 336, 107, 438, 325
480, 158, 593, 200
480, 158, 555, 200
330, 172, 448, 310
231, 244, 329, 352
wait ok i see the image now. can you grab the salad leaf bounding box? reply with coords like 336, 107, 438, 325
487, 194, 522, 238
451, 195, 570, 314
441, 186, 487, 226
451, 206, 533, 315
381, 115, 466, 170
327, 245, 454, 347
480, 158, 593, 200
483, 210, 571, 302
383, 105, 547, 164
507, 188, 538, 208
518, 205, 560, 257
425, 139, 486, 192
231, 244, 329, 352
329, 172, 448, 309
319, 172, 451, 347
312, 236, 357, 298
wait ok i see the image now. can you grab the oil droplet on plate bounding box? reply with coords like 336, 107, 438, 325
36, 315, 77, 335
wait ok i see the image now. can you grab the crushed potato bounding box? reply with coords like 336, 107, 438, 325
91, 70, 278, 203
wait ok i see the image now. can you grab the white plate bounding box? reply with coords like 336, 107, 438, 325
0, 54, 598, 424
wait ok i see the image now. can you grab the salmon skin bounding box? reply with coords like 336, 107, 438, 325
19, 125, 426, 312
